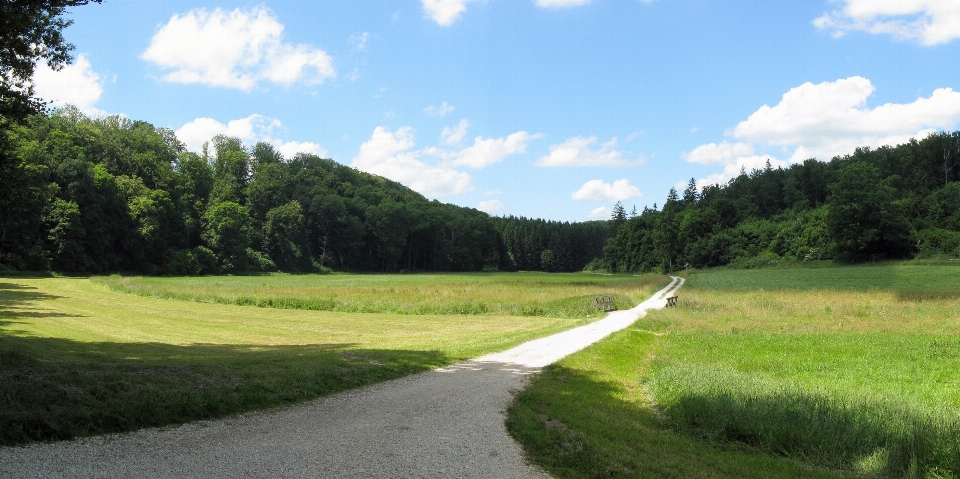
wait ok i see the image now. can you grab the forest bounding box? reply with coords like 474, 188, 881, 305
597, 131, 960, 273
0, 107, 605, 274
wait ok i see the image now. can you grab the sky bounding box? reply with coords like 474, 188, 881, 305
32, 0, 960, 222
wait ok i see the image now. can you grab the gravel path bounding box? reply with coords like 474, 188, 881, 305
0, 277, 684, 479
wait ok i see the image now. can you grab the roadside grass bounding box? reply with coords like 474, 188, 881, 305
508, 263, 960, 478
0, 275, 666, 446
93, 272, 657, 318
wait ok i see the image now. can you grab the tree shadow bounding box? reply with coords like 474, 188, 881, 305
0, 333, 452, 446
660, 389, 960, 477
509, 364, 960, 478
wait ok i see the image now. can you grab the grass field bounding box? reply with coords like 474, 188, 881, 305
94, 272, 652, 317
508, 262, 960, 478
0, 272, 667, 446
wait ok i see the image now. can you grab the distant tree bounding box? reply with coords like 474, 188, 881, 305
826, 162, 913, 262
609, 201, 627, 236
263, 200, 311, 272
682, 178, 699, 205
202, 201, 252, 272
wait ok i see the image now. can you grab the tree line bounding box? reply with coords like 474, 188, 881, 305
598, 131, 960, 273
0, 107, 609, 274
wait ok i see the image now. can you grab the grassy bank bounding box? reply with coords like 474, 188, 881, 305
508, 263, 960, 478
0, 274, 667, 446
93, 272, 658, 317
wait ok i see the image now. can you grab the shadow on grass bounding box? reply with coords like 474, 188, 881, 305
0, 332, 452, 447
509, 361, 960, 478
655, 387, 960, 478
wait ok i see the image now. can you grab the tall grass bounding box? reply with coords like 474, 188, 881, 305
93, 272, 661, 317
509, 263, 960, 478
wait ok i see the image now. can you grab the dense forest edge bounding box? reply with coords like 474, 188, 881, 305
595, 131, 960, 273
0, 107, 606, 275
2, 108, 960, 275
3, 106, 960, 275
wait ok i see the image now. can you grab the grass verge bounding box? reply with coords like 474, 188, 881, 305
508, 263, 960, 478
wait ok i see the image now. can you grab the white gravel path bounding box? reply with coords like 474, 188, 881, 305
0, 276, 684, 479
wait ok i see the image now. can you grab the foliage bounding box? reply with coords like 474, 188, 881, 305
0, 0, 102, 119
603, 133, 960, 271
0, 108, 606, 274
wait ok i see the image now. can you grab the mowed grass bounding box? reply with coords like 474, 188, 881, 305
94, 272, 652, 317
508, 263, 960, 478
0, 273, 667, 446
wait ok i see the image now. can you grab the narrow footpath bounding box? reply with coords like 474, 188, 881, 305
0, 277, 685, 479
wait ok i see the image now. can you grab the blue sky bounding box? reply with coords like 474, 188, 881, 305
33, 0, 960, 221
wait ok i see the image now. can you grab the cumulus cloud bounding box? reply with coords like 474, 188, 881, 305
32, 54, 104, 115
424, 101, 455, 117
537, 136, 645, 167
536, 0, 590, 7
142, 6, 334, 91
176, 114, 326, 158
352, 126, 473, 198
814, 0, 960, 45
682, 141, 754, 165
684, 76, 960, 185
572, 179, 642, 202
586, 206, 611, 220
478, 199, 505, 213
450, 131, 539, 169
733, 76, 960, 162
422, 0, 471, 26
441, 119, 470, 144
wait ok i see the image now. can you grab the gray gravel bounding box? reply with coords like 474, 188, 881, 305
0, 277, 684, 479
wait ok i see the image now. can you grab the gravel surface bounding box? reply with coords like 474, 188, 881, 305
0, 277, 684, 479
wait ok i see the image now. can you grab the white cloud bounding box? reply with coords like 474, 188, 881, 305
352, 126, 473, 198
424, 101, 455, 117
422, 0, 471, 26
441, 119, 470, 144
732, 76, 960, 162
572, 179, 642, 202
586, 206, 611, 220
536, 136, 645, 167
175, 114, 326, 158
814, 0, 960, 45
536, 0, 590, 8
684, 76, 960, 186
449, 131, 539, 169
142, 7, 334, 91
682, 141, 754, 165
478, 199, 505, 213
32, 54, 104, 115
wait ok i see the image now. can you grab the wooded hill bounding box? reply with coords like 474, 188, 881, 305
0, 107, 606, 274
598, 131, 960, 273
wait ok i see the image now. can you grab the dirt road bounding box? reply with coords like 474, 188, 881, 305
0, 277, 684, 478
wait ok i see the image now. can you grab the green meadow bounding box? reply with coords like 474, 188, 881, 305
0, 272, 666, 446
94, 272, 652, 317
508, 263, 960, 478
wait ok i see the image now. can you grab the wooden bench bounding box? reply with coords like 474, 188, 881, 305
666, 296, 679, 307
594, 295, 614, 312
